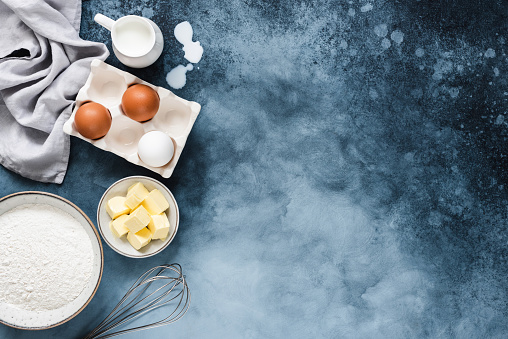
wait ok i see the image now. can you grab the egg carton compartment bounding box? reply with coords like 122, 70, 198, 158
63, 59, 201, 178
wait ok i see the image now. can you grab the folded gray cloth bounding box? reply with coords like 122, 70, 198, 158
0, 0, 108, 184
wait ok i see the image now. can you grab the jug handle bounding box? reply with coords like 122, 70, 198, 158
94, 13, 115, 31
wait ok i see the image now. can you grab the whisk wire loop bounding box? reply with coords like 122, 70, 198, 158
84, 264, 190, 339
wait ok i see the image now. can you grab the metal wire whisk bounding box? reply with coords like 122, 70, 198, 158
84, 264, 190, 339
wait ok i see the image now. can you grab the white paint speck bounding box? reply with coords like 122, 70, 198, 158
484, 48, 496, 58
339, 39, 348, 49
415, 48, 424, 57
374, 24, 388, 38
495, 115, 505, 125
348, 8, 356, 16
381, 38, 391, 49
360, 3, 373, 12
493, 67, 500, 76
390, 30, 404, 44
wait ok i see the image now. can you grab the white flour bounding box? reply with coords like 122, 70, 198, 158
0, 204, 94, 311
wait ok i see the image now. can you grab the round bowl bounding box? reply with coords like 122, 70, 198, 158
97, 176, 179, 258
0, 191, 103, 330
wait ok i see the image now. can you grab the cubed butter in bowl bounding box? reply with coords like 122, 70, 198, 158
97, 176, 179, 258
124, 205, 151, 233
109, 214, 129, 238
125, 182, 149, 210
148, 212, 170, 240
106, 196, 130, 219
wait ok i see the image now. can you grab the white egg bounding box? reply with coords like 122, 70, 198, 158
137, 131, 175, 167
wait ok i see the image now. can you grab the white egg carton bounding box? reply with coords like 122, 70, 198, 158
63, 59, 201, 178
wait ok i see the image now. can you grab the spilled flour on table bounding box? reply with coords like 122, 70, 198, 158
0, 204, 94, 311
166, 21, 203, 89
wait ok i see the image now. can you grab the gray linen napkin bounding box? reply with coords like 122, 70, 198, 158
0, 0, 108, 184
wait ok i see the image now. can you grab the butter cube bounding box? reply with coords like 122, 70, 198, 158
125, 183, 150, 210
106, 196, 130, 219
148, 212, 171, 240
125, 193, 143, 211
127, 227, 152, 250
127, 182, 150, 199
124, 205, 151, 233
109, 214, 129, 238
141, 189, 169, 215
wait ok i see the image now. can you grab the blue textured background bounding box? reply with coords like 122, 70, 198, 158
1, 0, 508, 338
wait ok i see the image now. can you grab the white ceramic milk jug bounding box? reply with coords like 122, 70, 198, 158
94, 13, 164, 68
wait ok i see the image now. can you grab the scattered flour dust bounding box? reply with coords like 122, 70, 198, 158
0, 204, 94, 311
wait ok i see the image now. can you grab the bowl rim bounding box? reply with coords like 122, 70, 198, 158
97, 176, 180, 258
0, 191, 104, 330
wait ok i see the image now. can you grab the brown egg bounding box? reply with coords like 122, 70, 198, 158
121, 84, 160, 122
74, 102, 112, 140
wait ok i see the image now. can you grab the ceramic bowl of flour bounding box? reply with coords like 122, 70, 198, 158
0, 191, 103, 330
97, 176, 179, 258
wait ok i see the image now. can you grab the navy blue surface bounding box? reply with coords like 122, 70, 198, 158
1, 0, 508, 338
